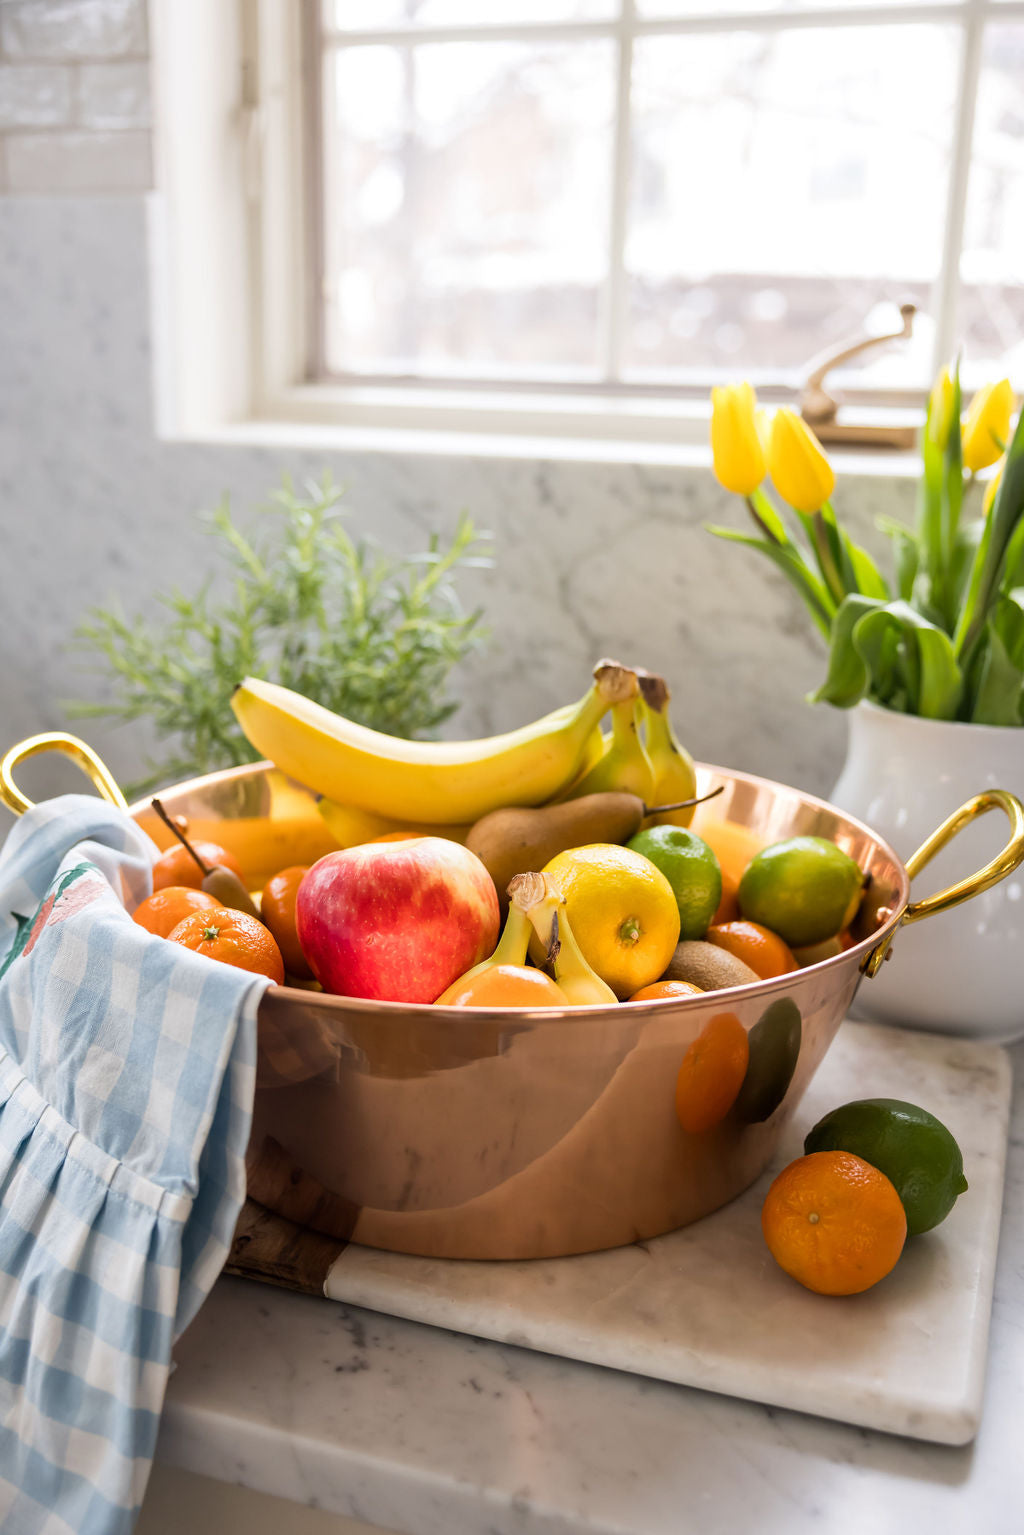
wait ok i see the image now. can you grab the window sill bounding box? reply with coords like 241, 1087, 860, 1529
173, 385, 926, 481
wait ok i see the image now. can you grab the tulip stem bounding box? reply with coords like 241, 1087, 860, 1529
810, 511, 847, 606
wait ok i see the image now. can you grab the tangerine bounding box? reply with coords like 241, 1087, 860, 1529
674, 1012, 750, 1133
152, 840, 244, 893
629, 979, 704, 1001
439, 964, 569, 1009
132, 885, 223, 939
761, 1150, 907, 1295
167, 908, 285, 984
260, 865, 312, 978
705, 920, 798, 980
711, 870, 740, 926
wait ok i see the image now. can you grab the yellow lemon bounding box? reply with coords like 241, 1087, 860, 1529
534, 844, 681, 1000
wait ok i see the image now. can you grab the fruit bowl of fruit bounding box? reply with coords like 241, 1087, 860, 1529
4, 661, 1021, 1261
133, 663, 1024, 1262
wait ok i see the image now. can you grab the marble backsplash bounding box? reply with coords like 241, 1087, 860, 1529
0, 195, 923, 833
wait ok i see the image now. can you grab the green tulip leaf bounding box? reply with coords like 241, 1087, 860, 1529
809, 595, 881, 707
968, 598, 1024, 726
852, 601, 962, 720
877, 515, 920, 602
956, 399, 1024, 660
705, 524, 835, 638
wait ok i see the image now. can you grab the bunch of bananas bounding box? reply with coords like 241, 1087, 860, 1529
230, 657, 698, 844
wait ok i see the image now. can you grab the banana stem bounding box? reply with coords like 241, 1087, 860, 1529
488, 904, 532, 968
507, 872, 618, 1006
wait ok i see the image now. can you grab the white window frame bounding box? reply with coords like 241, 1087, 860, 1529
149, 0, 1024, 458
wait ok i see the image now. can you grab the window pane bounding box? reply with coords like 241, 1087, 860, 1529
625, 26, 960, 385
329, 1, 617, 30
958, 23, 1024, 389
638, 1, 951, 14
322, 41, 615, 377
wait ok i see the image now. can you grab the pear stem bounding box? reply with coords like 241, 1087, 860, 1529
642, 785, 724, 817
151, 797, 213, 877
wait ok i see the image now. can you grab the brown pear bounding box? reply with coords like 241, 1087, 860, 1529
466, 792, 648, 899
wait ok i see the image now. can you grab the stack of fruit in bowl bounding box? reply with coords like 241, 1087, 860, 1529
130, 657, 866, 1011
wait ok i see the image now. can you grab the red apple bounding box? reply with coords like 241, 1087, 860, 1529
295, 837, 500, 1003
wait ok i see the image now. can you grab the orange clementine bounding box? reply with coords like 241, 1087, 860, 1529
629, 979, 704, 1001
675, 1012, 750, 1133
439, 964, 569, 1008
152, 840, 245, 893
167, 909, 285, 984
690, 818, 764, 886
260, 865, 312, 978
761, 1150, 908, 1295
711, 870, 740, 926
132, 885, 223, 939
705, 920, 798, 979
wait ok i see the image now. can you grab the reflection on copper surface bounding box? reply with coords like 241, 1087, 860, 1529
674, 1012, 749, 1134
132, 761, 909, 1261
732, 998, 803, 1124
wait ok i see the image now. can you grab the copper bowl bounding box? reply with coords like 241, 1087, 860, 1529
2, 735, 1019, 1261
123, 759, 1024, 1261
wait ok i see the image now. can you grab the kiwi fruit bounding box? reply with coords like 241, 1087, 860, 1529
661, 940, 760, 993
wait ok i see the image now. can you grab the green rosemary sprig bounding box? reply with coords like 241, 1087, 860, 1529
67, 473, 492, 794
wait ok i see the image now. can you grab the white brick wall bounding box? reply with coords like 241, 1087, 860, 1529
0, 0, 151, 193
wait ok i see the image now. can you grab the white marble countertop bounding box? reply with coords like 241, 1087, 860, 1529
156, 1037, 1024, 1535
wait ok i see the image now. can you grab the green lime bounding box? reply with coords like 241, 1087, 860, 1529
738, 836, 863, 948
803, 1098, 968, 1235
626, 825, 722, 942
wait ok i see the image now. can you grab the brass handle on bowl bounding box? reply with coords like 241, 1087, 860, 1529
863, 789, 1024, 977
0, 732, 128, 817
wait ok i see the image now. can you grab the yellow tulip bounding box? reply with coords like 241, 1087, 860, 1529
710, 383, 766, 496
927, 366, 955, 449
768, 408, 835, 515
963, 379, 1015, 473
983, 461, 1003, 518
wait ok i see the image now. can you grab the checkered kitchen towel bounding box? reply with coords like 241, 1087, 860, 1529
0, 795, 271, 1534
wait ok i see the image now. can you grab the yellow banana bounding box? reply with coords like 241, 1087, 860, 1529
317, 797, 471, 847
508, 872, 617, 1007
231, 662, 633, 825
637, 672, 698, 829
435, 903, 533, 1002
562, 676, 655, 803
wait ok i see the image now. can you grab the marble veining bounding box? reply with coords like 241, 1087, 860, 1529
323, 1022, 1009, 1446
157, 1024, 1024, 1534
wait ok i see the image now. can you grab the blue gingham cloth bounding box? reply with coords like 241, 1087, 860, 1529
0, 795, 271, 1534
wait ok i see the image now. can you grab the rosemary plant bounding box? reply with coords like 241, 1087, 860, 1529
69, 475, 492, 793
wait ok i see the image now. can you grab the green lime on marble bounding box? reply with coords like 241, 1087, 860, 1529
803, 1098, 968, 1236
626, 825, 722, 942
738, 835, 863, 948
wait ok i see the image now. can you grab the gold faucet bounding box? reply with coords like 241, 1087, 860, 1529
800, 302, 918, 450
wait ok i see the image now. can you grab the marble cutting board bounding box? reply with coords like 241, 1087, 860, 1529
230, 1020, 1012, 1446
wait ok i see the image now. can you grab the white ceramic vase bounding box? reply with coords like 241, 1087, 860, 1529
829, 700, 1024, 1042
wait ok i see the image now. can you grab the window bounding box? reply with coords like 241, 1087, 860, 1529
152, 1, 1024, 445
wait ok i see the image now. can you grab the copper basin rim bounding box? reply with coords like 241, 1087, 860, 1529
132, 761, 911, 1261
